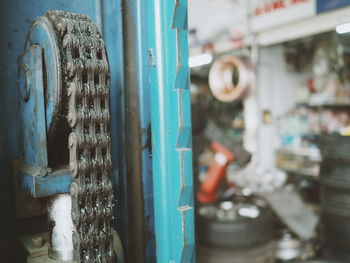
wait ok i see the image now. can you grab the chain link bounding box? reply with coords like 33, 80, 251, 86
46, 11, 114, 263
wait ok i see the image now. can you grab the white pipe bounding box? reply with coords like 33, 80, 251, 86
48, 194, 74, 261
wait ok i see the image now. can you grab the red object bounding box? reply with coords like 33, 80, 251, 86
197, 142, 235, 203
307, 78, 316, 93
197, 191, 218, 203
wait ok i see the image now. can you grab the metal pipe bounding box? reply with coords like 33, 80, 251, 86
48, 194, 73, 261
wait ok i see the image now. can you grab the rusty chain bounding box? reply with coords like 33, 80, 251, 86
46, 11, 114, 263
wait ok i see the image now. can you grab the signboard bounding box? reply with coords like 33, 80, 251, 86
188, 0, 248, 44
317, 0, 350, 13
251, 0, 316, 32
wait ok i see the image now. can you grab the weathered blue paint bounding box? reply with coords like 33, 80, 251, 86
18, 45, 48, 168
17, 165, 71, 198
0, 0, 125, 258
147, 0, 195, 262
16, 44, 73, 199
24, 15, 62, 134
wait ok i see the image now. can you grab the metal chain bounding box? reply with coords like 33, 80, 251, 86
46, 11, 114, 263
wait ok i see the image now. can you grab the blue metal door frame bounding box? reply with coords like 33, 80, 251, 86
122, 0, 195, 261
147, 0, 195, 262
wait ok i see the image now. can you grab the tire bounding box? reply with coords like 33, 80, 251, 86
325, 244, 350, 263
321, 186, 350, 217
323, 214, 350, 251
320, 161, 350, 190
197, 206, 274, 248
322, 205, 350, 262
294, 261, 342, 263
197, 241, 276, 263
319, 136, 350, 263
319, 135, 350, 161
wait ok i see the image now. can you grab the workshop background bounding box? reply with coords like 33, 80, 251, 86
1, 0, 350, 263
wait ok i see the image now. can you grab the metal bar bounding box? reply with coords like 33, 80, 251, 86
122, 0, 146, 260
123, 0, 156, 261
147, 0, 195, 262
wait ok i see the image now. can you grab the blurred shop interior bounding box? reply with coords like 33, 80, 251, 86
189, 1, 350, 263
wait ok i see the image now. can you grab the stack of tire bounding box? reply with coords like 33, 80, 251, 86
197, 201, 276, 263
319, 135, 350, 261
294, 261, 341, 263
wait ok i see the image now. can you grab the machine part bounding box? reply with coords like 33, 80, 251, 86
0, 1, 124, 260
12, 160, 46, 219
32, 237, 44, 248
276, 232, 303, 262
23, 11, 114, 262
14, 159, 71, 198
263, 185, 319, 240
209, 55, 251, 102
24, 14, 63, 135
17, 44, 48, 168
48, 194, 74, 261
197, 240, 276, 263
197, 142, 235, 203
19, 232, 50, 262
197, 201, 274, 248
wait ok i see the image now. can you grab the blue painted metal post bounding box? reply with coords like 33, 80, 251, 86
148, 0, 195, 262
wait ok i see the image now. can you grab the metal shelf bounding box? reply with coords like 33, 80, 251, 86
279, 167, 319, 178
297, 103, 350, 110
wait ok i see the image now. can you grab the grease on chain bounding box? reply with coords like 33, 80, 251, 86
46, 11, 114, 263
